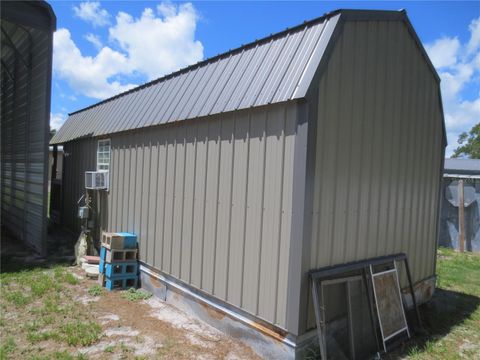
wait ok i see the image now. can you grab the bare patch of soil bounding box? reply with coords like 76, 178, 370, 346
71, 267, 262, 359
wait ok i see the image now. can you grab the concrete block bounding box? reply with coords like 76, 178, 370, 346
104, 248, 137, 263
101, 231, 137, 250
105, 275, 138, 291
105, 262, 138, 277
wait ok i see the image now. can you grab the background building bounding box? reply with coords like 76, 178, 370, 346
440, 158, 480, 252
1, 1, 56, 254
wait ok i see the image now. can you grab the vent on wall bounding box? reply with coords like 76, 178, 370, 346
85, 171, 109, 190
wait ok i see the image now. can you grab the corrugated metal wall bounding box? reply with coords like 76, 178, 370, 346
62, 138, 97, 232
304, 20, 444, 330
1, 18, 53, 253
62, 103, 298, 330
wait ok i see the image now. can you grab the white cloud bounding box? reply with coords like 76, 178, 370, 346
73, 2, 110, 27
50, 112, 67, 130
53, 28, 137, 99
467, 18, 480, 56
425, 37, 461, 68
84, 33, 102, 49
54, 2, 203, 100
109, 2, 203, 80
426, 17, 480, 157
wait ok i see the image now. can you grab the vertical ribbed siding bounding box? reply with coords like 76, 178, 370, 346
59, 102, 297, 330
1, 22, 53, 253
62, 138, 97, 233
305, 20, 443, 329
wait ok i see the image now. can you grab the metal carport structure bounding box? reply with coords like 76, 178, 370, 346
1, 1, 56, 254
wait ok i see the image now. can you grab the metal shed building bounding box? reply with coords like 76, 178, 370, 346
1, 1, 56, 254
440, 159, 480, 252
51, 9, 445, 358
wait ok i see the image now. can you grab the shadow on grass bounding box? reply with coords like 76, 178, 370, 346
304, 287, 479, 360
389, 288, 480, 358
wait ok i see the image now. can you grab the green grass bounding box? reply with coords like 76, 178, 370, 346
60, 321, 102, 346
88, 284, 104, 297
0, 337, 16, 359
397, 247, 480, 359
0, 265, 102, 359
104, 345, 115, 353
121, 288, 152, 302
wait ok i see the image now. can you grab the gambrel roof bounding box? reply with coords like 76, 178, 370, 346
51, 9, 439, 144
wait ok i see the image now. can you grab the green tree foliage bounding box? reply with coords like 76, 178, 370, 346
452, 123, 480, 158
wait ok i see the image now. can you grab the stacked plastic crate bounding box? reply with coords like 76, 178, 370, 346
99, 232, 138, 290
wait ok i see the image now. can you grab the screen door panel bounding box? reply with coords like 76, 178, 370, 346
371, 268, 408, 340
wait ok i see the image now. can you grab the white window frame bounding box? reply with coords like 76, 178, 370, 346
97, 139, 111, 172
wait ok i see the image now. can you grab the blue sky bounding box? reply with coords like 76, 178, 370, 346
49, 1, 480, 156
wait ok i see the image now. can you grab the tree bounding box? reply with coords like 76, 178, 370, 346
50, 127, 56, 139
452, 123, 480, 159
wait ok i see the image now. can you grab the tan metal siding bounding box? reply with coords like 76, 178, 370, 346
60, 103, 298, 329
307, 19, 443, 298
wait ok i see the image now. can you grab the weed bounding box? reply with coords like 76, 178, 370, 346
52, 351, 87, 360
121, 288, 152, 302
61, 321, 102, 346
4, 290, 31, 306
64, 273, 79, 285
0, 337, 16, 358
54, 268, 79, 286
27, 330, 57, 343
88, 284, 103, 297
104, 345, 115, 353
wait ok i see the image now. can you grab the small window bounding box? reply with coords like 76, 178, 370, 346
97, 139, 110, 171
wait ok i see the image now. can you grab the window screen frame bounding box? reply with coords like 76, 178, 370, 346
97, 139, 111, 172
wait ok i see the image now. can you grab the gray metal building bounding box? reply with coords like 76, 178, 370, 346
51, 9, 445, 357
440, 159, 480, 252
1, 1, 56, 254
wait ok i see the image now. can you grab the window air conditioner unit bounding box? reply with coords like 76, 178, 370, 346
85, 171, 109, 190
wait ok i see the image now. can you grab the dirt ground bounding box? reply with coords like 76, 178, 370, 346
70, 267, 261, 359
0, 230, 262, 359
